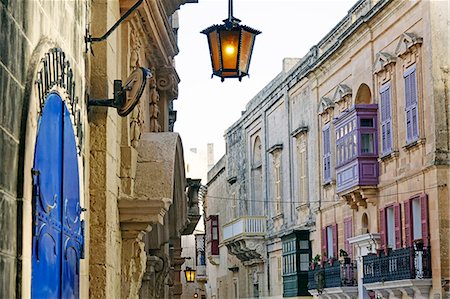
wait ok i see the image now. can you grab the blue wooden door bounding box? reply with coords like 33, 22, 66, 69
32, 93, 83, 299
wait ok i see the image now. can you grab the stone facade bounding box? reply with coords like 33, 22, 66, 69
204, 0, 449, 298
0, 0, 198, 298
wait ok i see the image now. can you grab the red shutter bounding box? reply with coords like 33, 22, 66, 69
420, 193, 429, 247
379, 208, 386, 249
322, 227, 327, 259
332, 224, 338, 259
394, 203, 402, 249
344, 217, 353, 258
404, 199, 412, 247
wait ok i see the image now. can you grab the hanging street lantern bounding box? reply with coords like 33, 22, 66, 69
185, 267, 196, 283
201, 0, 261, 81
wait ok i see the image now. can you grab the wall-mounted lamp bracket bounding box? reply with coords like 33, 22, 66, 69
88, 80, 125, 109
88, 67, 151, 117
85, 0, 144, 45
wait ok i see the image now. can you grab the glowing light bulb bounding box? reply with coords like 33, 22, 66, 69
225, 45, 235, 55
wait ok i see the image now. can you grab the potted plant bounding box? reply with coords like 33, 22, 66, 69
414, 239, 424, 251
340, 249, 350, 264
311, 254, 322, 269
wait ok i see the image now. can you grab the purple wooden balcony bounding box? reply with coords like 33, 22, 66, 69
334, 104, 379, 193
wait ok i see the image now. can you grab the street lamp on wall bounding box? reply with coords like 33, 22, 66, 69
201, 0, 261, 81
185, 267, 196, 283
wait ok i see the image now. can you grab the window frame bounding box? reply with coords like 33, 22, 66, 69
380, 82, 393, 155
404, 64, 419, 144
322, 124, 332, 183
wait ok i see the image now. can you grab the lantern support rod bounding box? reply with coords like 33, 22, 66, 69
228, 0, 233, 21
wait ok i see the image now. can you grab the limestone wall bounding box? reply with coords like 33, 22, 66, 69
0, 0, 88, 297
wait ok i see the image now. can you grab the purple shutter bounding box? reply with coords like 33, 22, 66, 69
394, 203, 402, 249
323, 127, 331, 182
322, 227, 328, 259
379, 208, 386, 250
405, 67, 419, 143
404, 199, 412, 247
344, 217, 353, 258
380, 84, 392, 154
332, 224, 338, 259
420, 193, 429, 247
410, 70, 419, 139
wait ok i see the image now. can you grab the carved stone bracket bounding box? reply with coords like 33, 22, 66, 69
225, 238, 266, 265
340, 187, 378, 210
156, 65, 179, 101
149, 76, 161, 132
121, 238, 146, 299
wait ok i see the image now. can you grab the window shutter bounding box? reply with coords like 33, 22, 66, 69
405, 67, 419, 143
323, 127, 331, 182
379, 208, 386, 249
404, 199, 412, 247
332, 224, 338, 259
394, 203, 402, 249
420, 193, 429, 247
380, 84, 392, 154
344, 217, 353, 258
321, 227, 327, 258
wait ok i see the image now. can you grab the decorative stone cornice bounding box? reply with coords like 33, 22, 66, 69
395, 32, 423, 58
333, 84, 352, 103
318, 97, 334, 115
373, 52, 397, 74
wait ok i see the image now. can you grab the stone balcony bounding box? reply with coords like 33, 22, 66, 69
223, 216, 266, 265
196, 265, 207, 282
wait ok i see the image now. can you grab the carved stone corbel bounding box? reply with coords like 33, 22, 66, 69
148, 76, 162, 132
121, 238, 147, 299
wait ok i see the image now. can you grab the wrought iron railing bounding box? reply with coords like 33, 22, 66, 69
308, 260, 357, 290
363, 246, 432, 284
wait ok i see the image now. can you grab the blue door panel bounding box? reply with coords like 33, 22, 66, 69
62, 104, 81, 299
32, 93, 82, 299
32, 94, 63, 299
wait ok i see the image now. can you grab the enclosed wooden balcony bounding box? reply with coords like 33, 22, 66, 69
334, 104, 379, 209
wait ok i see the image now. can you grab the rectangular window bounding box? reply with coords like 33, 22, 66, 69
360, 118, 374, 127
323, 125, 331, 183
404, 194, 429, 247
275, 160, 282, 213
380, 83, 393, 154
412, 198, 422, 240
326, 226, 334, 258
361, 133, 374, 153
404, 65, 419, 143
386, 207, 395, 249
297, 136, 308, 203
208, 215, 219, 255
380, 205, 401, 250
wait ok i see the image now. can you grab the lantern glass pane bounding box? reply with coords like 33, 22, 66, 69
239, 30, 255, 74
208, 31, 220, 72
219, 30, 239, 70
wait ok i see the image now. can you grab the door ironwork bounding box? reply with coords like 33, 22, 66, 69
31, 93, 83, 299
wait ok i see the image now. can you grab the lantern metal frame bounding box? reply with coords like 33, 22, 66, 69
201, 0, 261, 81
184, 266, 196, 283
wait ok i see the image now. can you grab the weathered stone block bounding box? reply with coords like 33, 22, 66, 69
0, 254, 15, 299
0, 193, 16, 254
0, 129, 18, 194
